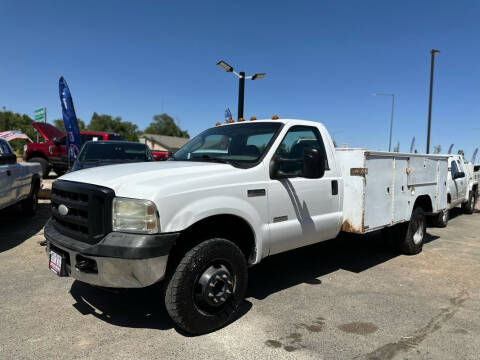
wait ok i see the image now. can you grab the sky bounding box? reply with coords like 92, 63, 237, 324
1, 1, 479, 159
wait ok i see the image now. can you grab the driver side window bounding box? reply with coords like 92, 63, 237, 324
275, 126, 328, 174
451, 161, 458, 176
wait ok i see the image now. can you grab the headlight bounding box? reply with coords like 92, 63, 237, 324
112, 197, 160, 234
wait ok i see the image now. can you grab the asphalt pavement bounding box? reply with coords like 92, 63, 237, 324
1, 201, 479, 359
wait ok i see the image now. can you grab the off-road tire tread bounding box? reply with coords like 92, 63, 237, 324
398, 207, 426, 255
164, 238, 247, 334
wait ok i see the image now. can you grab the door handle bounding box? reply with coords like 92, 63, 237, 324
331, 180, 338, 195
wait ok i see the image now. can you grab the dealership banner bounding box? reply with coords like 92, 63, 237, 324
59, 76, 82, 162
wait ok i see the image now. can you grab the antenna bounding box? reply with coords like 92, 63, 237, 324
471, 148, 478, 163
409, 137, 415, 153
448, 144, 454, 154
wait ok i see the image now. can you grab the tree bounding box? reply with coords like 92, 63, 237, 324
393, 141, 400, 152
53, 118, 86, 132
433, 145, 442, 154
144, 113, 189, 138
0, 108, 36, 155
87, 113, 139, 141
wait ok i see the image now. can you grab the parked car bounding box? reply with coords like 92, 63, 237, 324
435, 155, 479, 226
151, 150, 172, 161
70, 141, 155, 172
0, 138, 42, 215
44, 118, 448, 334
23, 122, 124, 178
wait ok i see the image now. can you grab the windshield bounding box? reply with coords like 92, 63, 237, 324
78, 142, 153, 162
174, 122, 282, 165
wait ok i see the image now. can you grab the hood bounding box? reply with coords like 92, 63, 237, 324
32, 122, 64, 141
60, 160, 241, 196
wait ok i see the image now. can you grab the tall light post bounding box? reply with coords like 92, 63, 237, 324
373, 93, 395, 152
426, 49, 440, 154
216, 60, 266, 120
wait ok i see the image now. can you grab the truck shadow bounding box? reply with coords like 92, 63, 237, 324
0, 202, 51, 253
69, 280, 252, 334
247, 231, 440, 300
69, 230, 439, 333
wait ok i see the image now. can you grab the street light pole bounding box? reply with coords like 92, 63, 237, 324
426, 49, 440, 154
238, 71, 245, 120
216, 61, 265, 120
373, 93, 395, 152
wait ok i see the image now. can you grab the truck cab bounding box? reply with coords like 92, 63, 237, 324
447, 155, 478, 214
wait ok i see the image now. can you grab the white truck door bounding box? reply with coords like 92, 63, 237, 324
449, 160, 460, 205
0, 165, 13, 208
267, 125, 341, 255
0, 140, 15, 208
456, 160, 468, 201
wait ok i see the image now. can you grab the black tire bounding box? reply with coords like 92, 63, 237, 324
462, 192, 475, 214
390, 207, 426, 255
53, 167, 66, 177
433, 209, 449, 228
21, 180, 39, 217
164, 238, 248, 335
28, 157, 50, 179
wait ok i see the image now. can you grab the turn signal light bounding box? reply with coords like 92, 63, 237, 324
272, 115, 279, 120
215, 122, 221, 126
227, 119, 235, 123
250, 116, 257, 121
238, 117, 245, 122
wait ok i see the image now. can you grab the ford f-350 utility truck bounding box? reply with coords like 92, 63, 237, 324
44, 119, 448, 334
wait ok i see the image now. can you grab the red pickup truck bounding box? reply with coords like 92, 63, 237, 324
24, 122, 124, 177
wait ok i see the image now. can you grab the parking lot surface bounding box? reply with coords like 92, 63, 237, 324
1, 201, 479, 360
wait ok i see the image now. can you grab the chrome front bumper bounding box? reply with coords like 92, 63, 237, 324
47, 241, 168, 288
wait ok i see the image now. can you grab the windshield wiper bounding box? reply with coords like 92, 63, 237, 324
190, 154, 231, 164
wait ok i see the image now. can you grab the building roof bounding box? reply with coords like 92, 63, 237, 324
140, 133, 190, 151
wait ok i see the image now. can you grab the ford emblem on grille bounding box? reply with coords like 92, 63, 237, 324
58, 204, 69, 216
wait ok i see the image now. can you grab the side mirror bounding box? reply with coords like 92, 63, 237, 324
270, 147, 326, 179
302, 148, 325, 179
53, 137, 60, 147
453, 171, 465, 179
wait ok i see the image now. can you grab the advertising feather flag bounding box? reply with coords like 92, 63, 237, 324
59, 76, 82, 162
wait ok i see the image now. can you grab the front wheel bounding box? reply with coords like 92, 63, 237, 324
391, 207, 427, 255
433, 209, 449, 228
164, 238, 248, 334
462, 192, 476, 214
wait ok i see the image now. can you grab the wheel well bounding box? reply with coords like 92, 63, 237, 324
168, 215, 256, 268
414, 195, 433, 212
27, 152, 48, 162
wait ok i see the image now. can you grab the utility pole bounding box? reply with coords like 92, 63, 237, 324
373, 93, 395, 152
426, 49, 440, 154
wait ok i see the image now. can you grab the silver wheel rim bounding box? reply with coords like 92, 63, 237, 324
413, 217, 425, 245
442, 210, 448, 223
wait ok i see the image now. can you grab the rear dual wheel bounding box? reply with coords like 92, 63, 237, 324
164, 238, 248, 335
386, 207, 427, 255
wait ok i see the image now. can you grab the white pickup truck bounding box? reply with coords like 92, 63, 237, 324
434, 155, 479, 227
44, 119, 448, 334
0, 138, 42, 215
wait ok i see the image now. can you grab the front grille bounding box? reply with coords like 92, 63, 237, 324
51, 180, 115, 245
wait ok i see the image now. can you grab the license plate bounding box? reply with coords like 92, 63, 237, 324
49, 250, 63, 276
